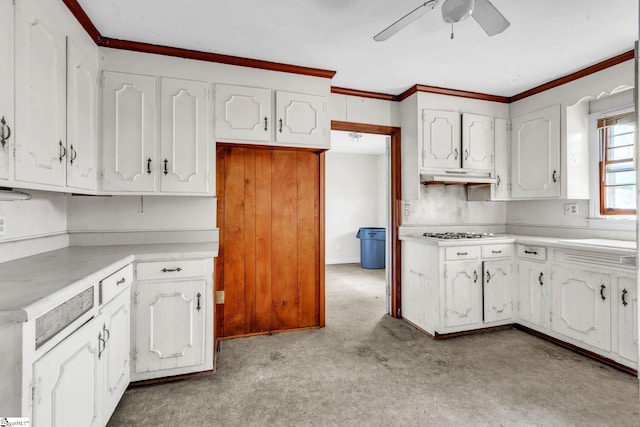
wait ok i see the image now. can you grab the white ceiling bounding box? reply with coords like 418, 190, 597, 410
76, 0, 638, 97
330, 131, 388, 155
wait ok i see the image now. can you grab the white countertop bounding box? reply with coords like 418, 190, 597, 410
0, 243, 218, 323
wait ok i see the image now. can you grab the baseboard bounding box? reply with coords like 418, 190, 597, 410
218, 325, 323, 340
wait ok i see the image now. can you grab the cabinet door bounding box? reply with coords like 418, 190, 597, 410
99, 288, 131, 423
444, 261, 482, 329
14, 0, 67, 187
492, 118, 509, 200
421, 110, 460, 170
0, 0, 13, 182
462, 113, 494, 171
275, 91, 328, 147
102, 71, 156, 192
134, 280, 206, 374
160, 78, 210, 193
517, 259, 549, 328
483, 259, 512, 323
214, 84, 271, 142
511, 104, 560, 198
551, 265, 611, 351
66, 39, 97, 191
617, 274, 638, 363
32, 318, 100, 427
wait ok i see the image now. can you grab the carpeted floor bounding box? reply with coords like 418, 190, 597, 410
108, 263, 640, 426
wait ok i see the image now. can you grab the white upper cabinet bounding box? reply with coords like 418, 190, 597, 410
102, 71, 156, 192
0, 0, 13, 182
14, 0, 67, 187
214, 84, 329, 148
66, 39, 98, 191
214, 84, 271, 142
275, 90, 327, 146
160, 78, 210, 194
462, 113, 494, 172
511, 104, 561, 199
420, 109, 461, 170
492, 118, 510, 200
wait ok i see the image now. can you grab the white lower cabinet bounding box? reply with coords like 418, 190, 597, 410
551, 265, 611, 351
616, 273, 638, 365
444, 260, 482, 329
517, 258, 549, 328
132, 258, 214, 382
483, 259, 513, 323
32, 317, 101, 427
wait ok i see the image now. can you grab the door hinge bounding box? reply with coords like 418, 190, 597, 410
215, 290, 225, 304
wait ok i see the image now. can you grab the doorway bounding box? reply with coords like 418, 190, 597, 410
330, 121, 402, 317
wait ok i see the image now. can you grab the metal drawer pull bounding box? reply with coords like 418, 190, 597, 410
538, 272, 544, 286
491, 250, 502, 254
163, 159, 168, 175
116, 277, 126, 285
161, 267, 183, 273
622, 289, 628, 306
103, 323, 110, 343
70, 144, 77, 165
147, 158, 152, 174
264, 116, 268, 131
98, 332, 105, 359
457, 252, 468, 256
600, 284, 606, 301
552, 170, 557, 183
196, 292, 202, 311
464, 149, 469, 160
496, 175, 501, 186
524, 250, 538, 255
58, 140, 66, 162
473, 270, 478, 283
0, 116, 11, 148
485, 270, 491, 283
454, 148, 459, 160
279, 118, 283, 133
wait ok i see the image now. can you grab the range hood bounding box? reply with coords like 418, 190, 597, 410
420, 169, 497, 185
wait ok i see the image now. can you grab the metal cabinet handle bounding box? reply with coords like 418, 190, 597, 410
473, 270, 478, 283
98, 332, 105, 359
103, 323, 110, 343
552, 170, 557, 183
496, 175, 501, 186
457, 252, 468, 256
161, 267, 183, 273
524, 250, 538, 255
622, 288, 628, 306
464, 149, 469, 160
454, 148, 459, 160
485, 270, 491, 283
264, 116, 268, 131
147, 158, 152, 174
163, 159, 168, 175
196, 292, 202, 311
58, 141, 66, 163
491, 250, 502, 254
538, 272, 544, 286
70, 144, 77, 165
0, 116, 11, 148
600, 284, 606, 301
116, 277, 126, 286
279, 118, 283, 133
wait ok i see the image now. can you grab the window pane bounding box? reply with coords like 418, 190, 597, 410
605, 185, 636, 211
605, 170, 636, 186
610, 124, 634, 137
607, 145, 634, 160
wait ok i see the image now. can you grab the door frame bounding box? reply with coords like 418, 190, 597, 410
331, 121, 402, 317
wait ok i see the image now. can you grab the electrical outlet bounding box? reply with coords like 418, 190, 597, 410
0, 216, 5, 235
404, 204, 412, 216
564, 203, 578, 216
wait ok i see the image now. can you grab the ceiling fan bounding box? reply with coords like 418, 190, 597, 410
374, 0, 510, 41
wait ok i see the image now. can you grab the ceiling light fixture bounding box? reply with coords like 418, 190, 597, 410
349, 132, 363, 142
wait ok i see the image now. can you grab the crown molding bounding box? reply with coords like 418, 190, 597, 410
330, 87, 397, 101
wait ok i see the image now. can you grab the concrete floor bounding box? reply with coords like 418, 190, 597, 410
109, 263, 640, 426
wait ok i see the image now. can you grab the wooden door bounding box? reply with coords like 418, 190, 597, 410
14, 0, 67, 187
420, 109, 460, 170
216, 145, 323, 338
511, 104, 560, 199
160, 77, 210, 193
462, 113, 494, 171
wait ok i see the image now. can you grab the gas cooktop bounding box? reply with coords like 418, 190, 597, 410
422, 232, 500, 240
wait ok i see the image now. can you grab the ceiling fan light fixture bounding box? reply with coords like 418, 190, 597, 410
441, 0, 475, 24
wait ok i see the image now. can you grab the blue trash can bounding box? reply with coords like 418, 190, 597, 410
356, 227, 386, 269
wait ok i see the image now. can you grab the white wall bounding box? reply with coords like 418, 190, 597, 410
0, 192, 68, 262
67, 196, 217, 245
325, 152, 386, 264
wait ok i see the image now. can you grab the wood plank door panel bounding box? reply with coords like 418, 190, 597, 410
216, 145, 322, 338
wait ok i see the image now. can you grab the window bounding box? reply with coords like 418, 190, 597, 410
598, 111, 636, 215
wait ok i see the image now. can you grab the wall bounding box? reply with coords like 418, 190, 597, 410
67, 196, 217, 245
330, 93, 400, 127
325, 152, 386, 264
0, 192, 68, 263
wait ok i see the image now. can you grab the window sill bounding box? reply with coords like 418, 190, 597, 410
587, 218, 636, 231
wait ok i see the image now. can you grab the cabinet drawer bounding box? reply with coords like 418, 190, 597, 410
445, 246, 480, 261
100, 264, 133, 305
482, 244, 513, 259
517, 245, 547, 261
136, 259, 204, 281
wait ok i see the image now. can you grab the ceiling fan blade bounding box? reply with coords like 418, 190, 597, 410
471, 0, 510, 36
374, 0, 441, 42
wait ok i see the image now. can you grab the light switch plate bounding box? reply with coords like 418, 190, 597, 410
564, 203, 578, 216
